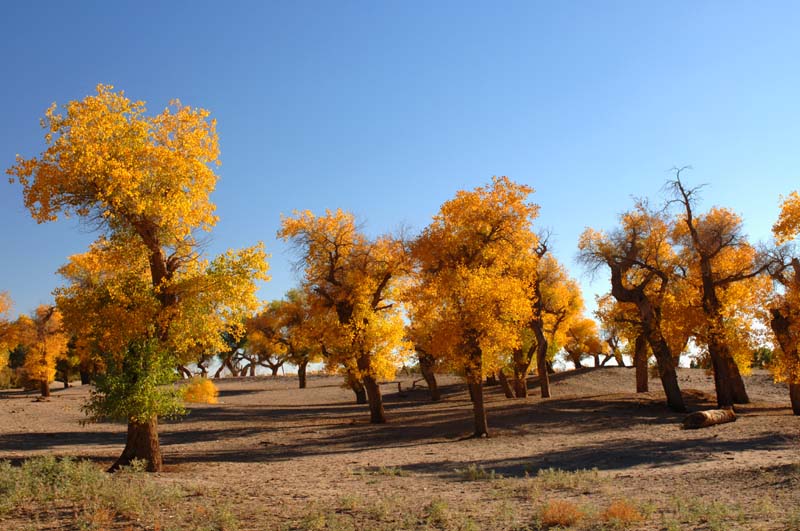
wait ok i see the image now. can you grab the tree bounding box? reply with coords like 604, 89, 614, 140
595, 294, 651, 392
279, 209, 409, 423
670, 175, 771, 407
0, 293, 13, 374
767, 194, 800, 414
515, 251, 583, 398
579, 201, 686, 411
15, 306, 68, 397
564, 317, 609, 369
10, 85, 268, 471
412, 176, 537, 436
767, 253, 800, 414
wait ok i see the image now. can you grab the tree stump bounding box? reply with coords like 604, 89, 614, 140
682, 408, 736, 429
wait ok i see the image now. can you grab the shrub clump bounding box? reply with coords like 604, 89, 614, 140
183, 376, 219, 404
538, 499, 585, 528
601, 499, 643, 528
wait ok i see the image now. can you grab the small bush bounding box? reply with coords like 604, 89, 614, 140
457, 463, 501, 481
539, 499, 584, 528
425, 498, 450, 528
183, 377, 219, 404
601, 499, 643, 528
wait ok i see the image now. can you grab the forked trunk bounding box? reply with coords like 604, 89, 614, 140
351, 380, 367, 404
497, 370, 514, 398
177, 365, 193, 379
790, 384, 800, 416
647, 334, 685, 412
298, 359, 308, 389
707, 330, 749, 407
362, 374, 386, 424
40, 380, 50, 398
511, 344, 534, 398
771, 309, 800, 416
418, 352, 441, 401
513, 375, 527, 398
109, 417, 162, 472
634, 334, 649, 393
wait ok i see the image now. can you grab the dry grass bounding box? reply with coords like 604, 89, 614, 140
538, 499, 585, 528
600, 499, 643, 529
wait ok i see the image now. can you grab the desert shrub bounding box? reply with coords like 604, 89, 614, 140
183, 376, 219, 404
424, 498, 450, 528
601, 499, 643, 528
539, 499, 584, 528
457, 463, 501, 481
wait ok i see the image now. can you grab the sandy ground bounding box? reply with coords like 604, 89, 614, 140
1, 367, 799, 530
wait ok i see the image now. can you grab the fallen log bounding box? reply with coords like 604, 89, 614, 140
682, 408, 736, 429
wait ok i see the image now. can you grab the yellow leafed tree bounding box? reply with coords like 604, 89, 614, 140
8, 85, 269, 471
411, 176, 537, 436
15, 305, 68, 397
279, 209, 410, 423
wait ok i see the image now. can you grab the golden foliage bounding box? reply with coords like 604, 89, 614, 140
410, 176, 538, 380
8, 84, 219, 241
183, 377, 219, 404
16, 306, 68, 385
278, 209, 410, 382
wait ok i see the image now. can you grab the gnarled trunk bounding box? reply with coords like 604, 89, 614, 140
497, 369, 514, 398
769, 309, 800, 416
634, 334, 649, 393
790, 384, 800, 416
418, 351, 441, 401
362, 374, 386, 424
109, 417, 162, 472
465, 337, 489, 437
298, 359, 308, 389
532, 322, 551, 398
707, 325, 749, 407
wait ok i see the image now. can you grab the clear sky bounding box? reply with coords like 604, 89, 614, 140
2, 1, 800, 317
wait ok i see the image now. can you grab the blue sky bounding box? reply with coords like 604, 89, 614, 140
2, 1, 800, 317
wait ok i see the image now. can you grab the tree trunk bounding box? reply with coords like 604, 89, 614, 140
593, 353, 600, 366
468, 380, 489, 437
707, 329, 749, 407
362, 374, 386, 423
497, 370, 514, 398
418, 353, 441, 401
532, 322, 551, 398
298, 359, 308, 389
485, 374, 498, 386
108, 417, 162, 472
80, 370, 91, 385
648, 334, 685, 412
634, 334, 649, 393
790, 384, 800, 416
536, 342, 551, 399
40, 380, 50, 398
513, 375, 527, 398
512, 344, 534, 398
